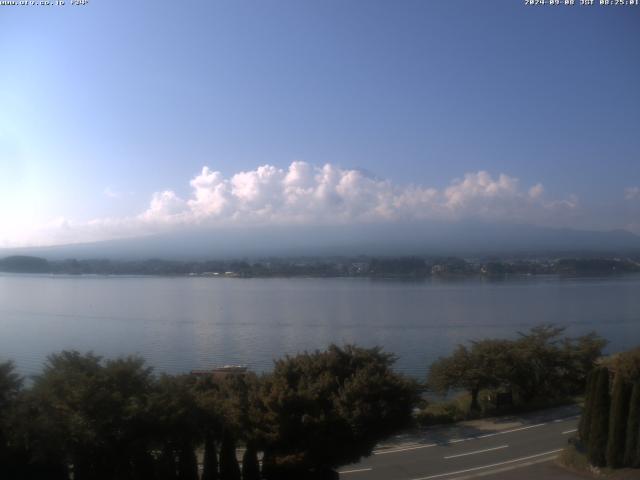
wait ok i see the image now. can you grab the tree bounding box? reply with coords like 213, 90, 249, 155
561, 332, 608, 394
27, 352, 156, 480
177, 443, 199, 480
201, 434, 219, 480
509, 325, 568, 402
156, 448, 178, 480
0, 361, 22, 412
578, 369, 597, 445
624, 382, 640, 468
219, 431, 241, 480
428, 343, 501, 412
30, 351, 105, 479
242, 444, 260, 480
259, 345, 419, 477
429, 326, 606, 412
611, 347, 640, 382
587, 367, 610, 467
606, 374, 631, 467
148, 374, 204, 480
0, 361, 25, 480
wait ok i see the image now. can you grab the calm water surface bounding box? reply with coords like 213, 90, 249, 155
1, 274, 639, 378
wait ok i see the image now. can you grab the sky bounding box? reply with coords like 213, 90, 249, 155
1, 0, 639, 247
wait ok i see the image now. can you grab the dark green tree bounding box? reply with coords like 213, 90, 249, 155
561, 332, 608, 394
510, 325, 567, 402
201, 434, 219, 480
429, 326, 606, 412
428, 341, 509, 412
177, 443, 199, 480
587, 367, 610, 467
624, 382, 640, 467
156, 448, 178, 480
30, 352, 156, 480
611, 347, 640, 381
148, 374, 204, 480
578, 369, 597, 445
0, 361, 27, 480
606, 374, 631, 467
219, 431, 241, 480
241, 444, 260, 480
260, 345, 419, 477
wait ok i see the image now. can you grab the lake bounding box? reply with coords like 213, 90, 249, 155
1, 274, 639, 378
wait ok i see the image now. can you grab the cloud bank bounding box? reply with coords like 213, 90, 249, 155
138, 162, 574, 226
4, 162, 581, 247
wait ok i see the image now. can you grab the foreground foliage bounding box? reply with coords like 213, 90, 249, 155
0, 345, 418, 480
580, 347, 640, 470
427, 325, 606, 413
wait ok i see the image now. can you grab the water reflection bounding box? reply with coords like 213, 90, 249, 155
0, 274, 639, 378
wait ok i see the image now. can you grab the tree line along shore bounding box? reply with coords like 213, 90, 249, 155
1, 254, 640, 277
2, 326, 636, 480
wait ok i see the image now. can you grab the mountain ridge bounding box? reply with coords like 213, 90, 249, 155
2, 222, 639, 260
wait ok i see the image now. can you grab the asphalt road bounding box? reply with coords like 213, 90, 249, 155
338, 414, 579, 480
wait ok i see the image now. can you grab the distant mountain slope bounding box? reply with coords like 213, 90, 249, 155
2, 222, 640, 260
0, 255, 51, 273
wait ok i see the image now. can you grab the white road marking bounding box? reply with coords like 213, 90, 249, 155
372, 416, 577, 456
338, 467, 373, 474
443, 445, 508, 459
375, 423, 546, 455
562, 428, 578, 435
475, 423, 546, 439
375, 443, 438, 455
409, 448, 564, 480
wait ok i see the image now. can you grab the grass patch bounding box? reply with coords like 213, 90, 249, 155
416, 394, 470, 426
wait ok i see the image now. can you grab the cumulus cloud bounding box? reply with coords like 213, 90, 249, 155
10, 162, 581, 247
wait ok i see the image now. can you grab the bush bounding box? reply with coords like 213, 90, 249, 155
416, 403, 463, 426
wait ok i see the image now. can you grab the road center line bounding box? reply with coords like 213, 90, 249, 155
443, 444, 508, 459
338, 467, 373, 474
562, 428, 578, 435
476, 422, 546, 439
409, 448, 564, 480
375, 443, 438, 455
375, 424, 546, 455
373, 416, 576, 456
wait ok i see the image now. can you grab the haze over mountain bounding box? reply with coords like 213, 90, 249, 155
2, 222, 639, 261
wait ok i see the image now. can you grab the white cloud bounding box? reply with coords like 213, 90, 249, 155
141, 190, 189, 222
625, 187, 640, 200
5, 162, 582, 247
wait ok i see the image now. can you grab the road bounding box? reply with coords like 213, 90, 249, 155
338, 411, 579, 480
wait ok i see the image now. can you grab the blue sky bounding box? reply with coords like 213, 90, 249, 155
1, 0, 639, 246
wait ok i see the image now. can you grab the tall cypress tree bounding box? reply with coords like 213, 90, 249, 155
157, 447, 179, 480
241, 444, 261, 480
177, 444, 199, 480
624, 383, 640, 468
202, 434, 219, 480
219, 432, 241, 480
588, 367, 610, 467
606, 374, 631, 467
579, 369, 597, 446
